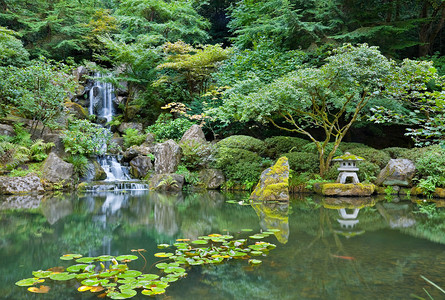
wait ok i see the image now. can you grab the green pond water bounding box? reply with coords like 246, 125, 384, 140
1, 191, 445, 300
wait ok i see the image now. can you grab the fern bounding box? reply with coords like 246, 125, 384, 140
30, 139, 55, 162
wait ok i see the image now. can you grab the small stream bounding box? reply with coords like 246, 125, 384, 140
1, 192, 445, 300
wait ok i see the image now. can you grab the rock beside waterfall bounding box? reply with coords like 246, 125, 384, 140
42, 153, 74, 184
250, 157, 290, 201
130, 155, 153, 179
149, 174, 184, 192
0, 174, 44, 194
154, 140, 182, 174
73, 66, 88, 83
123, 144, 153, 162
82, 160, 107, 181
118, 122, 143, 134
180, 125, 206, 144
42, 133, 67, 158
65, 102, 89, 119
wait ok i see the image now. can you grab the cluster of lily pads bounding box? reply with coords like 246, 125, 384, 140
15, 230, 278, 299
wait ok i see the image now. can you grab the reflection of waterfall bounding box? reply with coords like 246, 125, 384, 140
89, 73, 129, 181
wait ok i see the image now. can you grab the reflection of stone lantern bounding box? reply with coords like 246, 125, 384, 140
335, 208, 365, 238
332, 152, 364, 184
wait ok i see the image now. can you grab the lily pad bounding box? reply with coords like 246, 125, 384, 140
164, 266, 186, 274
154, 252, 173, 258
27, 285, 50, 293
249, 234, 266, 240
66, 264, 88, 273
117, 270, 142, 278
116, 255, 138, 261
157, 244, 170, 249
191, 239, 208, 245
138, 274, 159, 280
15, 278, 45, 287
99, 270, 119, 278
76, 273, 92, 280
249, 259, 262, 265
77, 285, 92, 292
81, 278, 109, 286
76, 257, 97, 263
241, 229, 253, 232
60, 254, 82, 261
50, 272, 77, 281
98, 255, 114, 261
32, 270, 52, 278
107, 289, 137, 299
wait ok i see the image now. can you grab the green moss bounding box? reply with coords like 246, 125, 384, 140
217, 135, 266, 155
252, 182, 288, 200
332, 153, 364, 161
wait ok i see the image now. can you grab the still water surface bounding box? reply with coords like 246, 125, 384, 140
1, 191, 444, 300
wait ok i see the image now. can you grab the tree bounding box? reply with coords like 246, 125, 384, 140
0, 26, 29, 66
210, 44, 425, 177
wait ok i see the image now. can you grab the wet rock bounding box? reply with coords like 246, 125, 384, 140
42, 133, 66, 158
0, 124, 15, 137
118, 122, 143, 134
376, 159, 416, 187
199, 169, 225, 189
65, 102, 89, 119
143, 133, 155, 146
42, 153, 74, 184
123, 144, 153, 162
250, 157, 289, 201
180, 125, 206, 144
82, 159, 106, 181
130, 155, 153, 179
154, 140, 182, 174
0, 174, 44, 195
109, 137, 124, 154
73, 66, 88, 83
149, 174, 184, 192
314, 183, 375, 197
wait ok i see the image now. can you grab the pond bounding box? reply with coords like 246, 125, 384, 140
1, 191, 445, 300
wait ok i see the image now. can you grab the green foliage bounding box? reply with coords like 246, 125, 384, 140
8, 162, 43, 177
176, 165, 200, 185
216, 135, 266, 155
382, 147, 412, 159
345, 147, 391, 168
282, 152, 319, 173
65, 154, 89, 177
301, 143, 343, 159
0, 26, 29, 66
146, 114, 195, 141
264, 136, 310, 158
415, 148, 445, 178
62, 119, 111, 155
123, 128, 146, 148
180, 141, 216, 171
215, 147, 266, 182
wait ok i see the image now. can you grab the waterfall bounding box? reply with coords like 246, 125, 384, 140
89, 73, 130, 181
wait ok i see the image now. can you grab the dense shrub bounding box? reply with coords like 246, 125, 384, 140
62, 119, 111, 155
123, 128, 146, 148
215, 147, 267, 182
217, 135, 266, 155
339, 142, 372, 152
382, 147, 412, 159
346, 147, 391, 168
282, 152, 319, 173
146, 113, 195, 141
301, 142, 343, 158
264, 136, 310, 158
415, 148, 445, 178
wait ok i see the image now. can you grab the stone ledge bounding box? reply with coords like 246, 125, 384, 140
314, 183, 375, 197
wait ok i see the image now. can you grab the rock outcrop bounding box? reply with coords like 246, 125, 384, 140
118, 122, 143, 134
199, 169, 225, 189
42, 153, 74, 184
0, 124, 15, 137
154, 140, 182, 174
130, 155, 153, 179
250, 156, 289, 201
314, 183, 375, 197
376, 159, 416, 187
83, 160, 107, 181
149, 174, 184, 192
0, 174, 44, 194
180, 125, 206, 144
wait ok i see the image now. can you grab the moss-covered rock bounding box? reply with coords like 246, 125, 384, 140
313, 182, 375, 197
264, 136, 310, 158
65, 102, 88, 119
217, 135, 266, 155
250, 157, 289, 201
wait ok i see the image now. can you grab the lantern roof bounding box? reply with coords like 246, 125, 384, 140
332, 152, 365, 162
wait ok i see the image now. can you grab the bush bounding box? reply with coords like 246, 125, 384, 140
65, 154, 89, 177
301, 142, 343, 158
339, 142, 372, 152
346, 147, 391, 168
282, 152, 319, 173
123, 128, 146, 148
215, 147, 266, 182
146, 114, 195, 141
217, 135, 266, 155
264, 136, 310, 158
415, 148, 445, 178
180, 141, 216, 171
62, 119, 111, 155
382, 147, 412, 159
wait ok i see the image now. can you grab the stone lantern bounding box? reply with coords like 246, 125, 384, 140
332, 152, 364, 184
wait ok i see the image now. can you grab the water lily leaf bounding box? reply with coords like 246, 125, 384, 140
66, 264, 88, 273
249, 235, 265, 240
99, 270, 119, 278
98, 255, 114, 261
262, 231, 274, 235
118, 278, 137, 284
81, 278, 109, 286
27, 285, 50, 293
138, 274, 159, 280
49, 272, 76, 281
164, 267, 186, 274
32, 270, 52, 278
241, 229, 253, 232
208, 234, 222, 237
76, 273, 92, 280
155, 263, 168, 270
157, 244, 170, 249
107, 289, 137, 299
91, 286, 105, 293
120, 283, 139, 290
116, 255, 138, 261
250, 251, 264, 256
226, 200, 237, 204
173, 242, 189, 248
192, 239, 208, 245
78, 285, 92, 292
47, 266, 65, 272
141, 289, 156, 296
110, 264, 128, 271
102, 282, 117, 287
60, 254, 82, 261
15, 278, 44, 287
189, 260, 205, 266
145, 281, 169, 289
76, 257, 97, 263
161, 276, 178, 283
249, 259, 262, 265
154, 252, 173, 258
175, 238, 190, 242
220, 235, 234, 240
118, 270, 142, 278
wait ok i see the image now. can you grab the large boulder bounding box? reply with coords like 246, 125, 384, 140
0, 174, 44, 194
199, 169, 225, 189
42, 133, 66, 158
65, 102, 89, 119
376, 159, 416, 187
73, 66, 88, 83
130, 155, 153, 179
82, 159, 107, 181
314, 183, 375, 197
180, 125, 206, 144
154, 140, 182, 174
123, 144, 153, 162
118, 122, 143, 134
0, 124, 15, 137
42, 153, 74, 184
250, 157, 290, 201
149, 174, 184, 192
